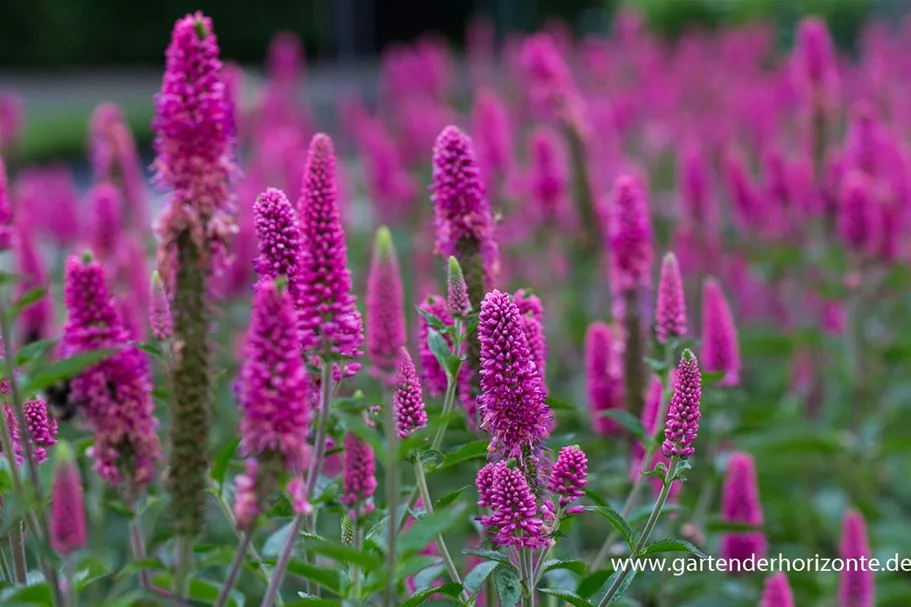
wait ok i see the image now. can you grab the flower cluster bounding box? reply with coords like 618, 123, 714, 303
661, 349, 702, 460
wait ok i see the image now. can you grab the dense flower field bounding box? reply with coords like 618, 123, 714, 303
0, 7, 909, 607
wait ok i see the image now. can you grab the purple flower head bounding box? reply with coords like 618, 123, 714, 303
238, 279, 311, 471
393, 347, 428, 439
513, 288, 547, 391
482, 461, 548, 549
15, 224, 53, 344
447, 256, 471, 317
761, 573, 795, 607
50, 442, 87, 556
149, 271, 172, 341
701, 278, 740, 387
720, 452, 766, 567
477, 290, 551, 459
252, 187, 305, 306
297, 134, 363, 376
0, 156, 12, 250
655, 252, 687, 344
723, 147, 761, 233
547, 445, 587, 508
472, 88, 513, 184
366, 226, 406, 384
0, 91, 24, 152
88, 182, 123, 262
88, 103, 146, 231
837, 171, 876, 256
431, 125, 499, 285
23, 399, 57, 463
585, 321, 624, 436
661, 349, 701, 459
792, 16, 839, 107
417, 294, 453, 397
607, 175, 654, 293
342, 431, 377, 518
843, 103, 884, 178
267, 31, 304, 85
153, 12, 237, 274
678, 142, 715, 228
520, 33, 586, 134
61, 255, 161, 487
528, 125, 570, 226
839, 510, 874, 607
475, 463, 497, 508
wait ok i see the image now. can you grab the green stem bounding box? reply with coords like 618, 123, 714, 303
259, 515, 303, 607
9, 526, 26, 584
129, 507, 151, 591
592, 344, 674, 571
215, 532, 253, 607
63, 557, 76, 607
413, 458, 468, 601
352, 508, 363, 599
175, 537, 193, 599
596, 457, 679, 607
397, 320, 463, 533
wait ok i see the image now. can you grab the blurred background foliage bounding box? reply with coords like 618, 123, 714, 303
0, 0, 879, 68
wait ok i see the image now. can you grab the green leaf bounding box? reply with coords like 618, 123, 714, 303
584, 504, 635, 550
577, 570, 612, 599
401, 582, 463, 607
151, 574, 242, 607
701, 371, 728, 386
415, 307, 450, 333
11, 287, 47, 319
538, 588, 593, 607
600, 410, 647, 443
542, 559, 587, 577
593, 570, 636, 606
73, 556, 112, 591
24, 347, 120, 394
263, 521, 295, 558
494, 565, 522, 607
399, 507, 464, 556
115, 556, 169, 581
0, 582, 54, 605
212, 439, 240, 489
308, 541, 383, 569
434, 485, 471, 510
638, 538, 708, 559
435, 441, 488, 471
427, 329, 458, 380
135, 342, 164, 359
544, 396, 576, 411
462, 548, 515, 568
463, 561, 499, 597
287, 560, 341, 595
288, 598, 341, 607
16, 338, 58, 366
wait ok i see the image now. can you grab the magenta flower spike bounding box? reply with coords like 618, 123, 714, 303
149, 271, 172, 341
477, 290, 551, 459
839, 510, 874, 607
50, 442, 87, 556
88, 103, 147, 231
88, 182, 124, 263
252, 187, 305, 303
0, 156, 12, 250
528, 125, 570, 226
22, 399, 57, 463
341, 431, 377, 518
547, 445, 588, 510
472, 87, 513, 186
655, 252, 687, 344
15, 224, 53, 344
701, 278, 741, 387
520, 33, 585, 133
723, 147, 761, 234
584, 321, 624, 436
678, 142, 715, 229
431, 125, 500, 293
61, 255, 161, 487
792, 16, 839, 108
482, 461, 547, 549
720, 452, 767, 567
447, 256, 471, 317
416, 294, 454, 398
234, 279, 311, 528
607, 175, 654, 293
761, 573, 795, 607
661, 349, 702, 459
393, 347, 428, 439
513, 288, 548, 392
297, 134, 364, 375
475, 463, 497, 509
152, 12, 237, 274
366, 227, 406, 384
632, 375, 663, 478
837, 171, 876, 256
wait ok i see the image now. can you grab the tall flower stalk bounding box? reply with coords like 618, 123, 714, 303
151, 12, 236, 596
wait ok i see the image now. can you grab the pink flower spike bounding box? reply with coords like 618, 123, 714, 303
366, 227, 406, 384
761, 573, 795, 607
88, 182, 123, 263
393, 347, 428, 440
661, 349, 701, 460
720, 452, 766, 568
50, 442, 87, 556
839, 510, 874, 607
149, 271, 172, 341
0, 156, 13, 251
548, 445, 588, 508
701, 278, 740, 387
607, 175, 653, 293
342, 431, 377, 518
585, 322, 624, 436
655, 252, 686, 344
